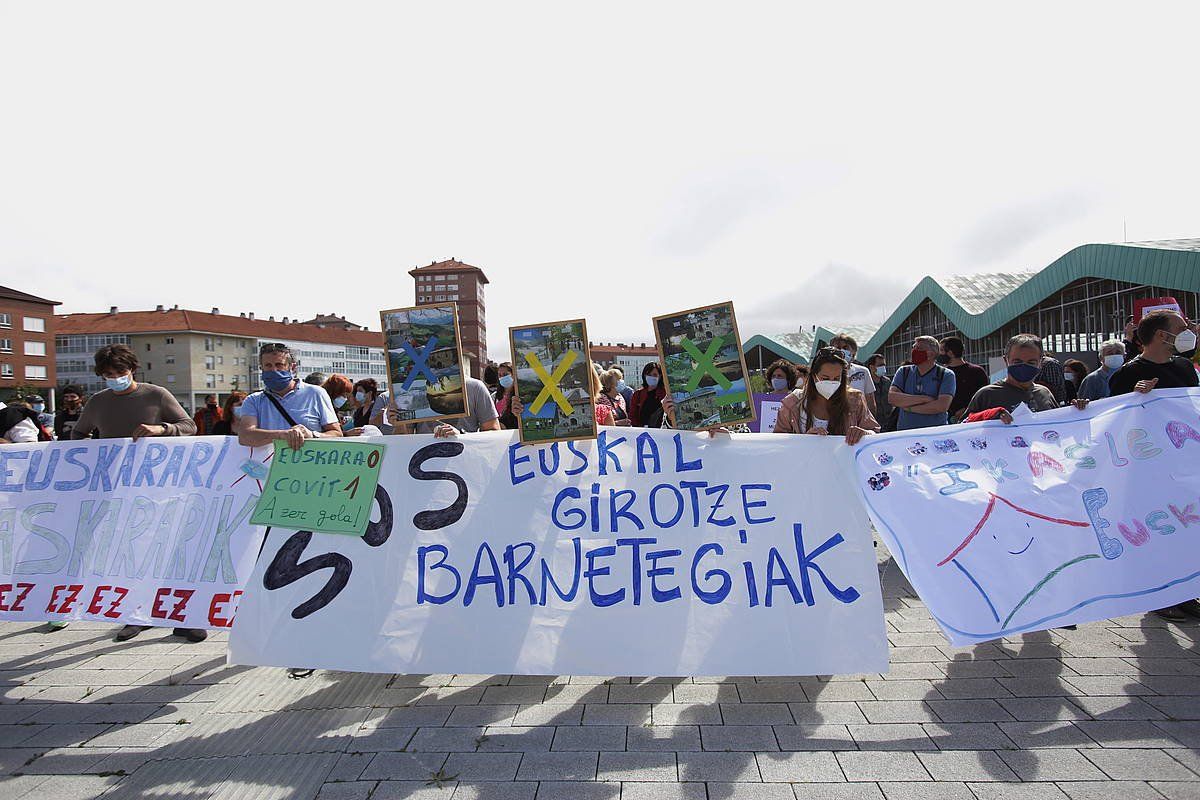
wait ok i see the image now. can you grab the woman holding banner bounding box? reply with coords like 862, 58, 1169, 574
773, 348, 878, 444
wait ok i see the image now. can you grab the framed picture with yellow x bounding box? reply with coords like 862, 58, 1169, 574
509, 318, 597, 445
652, 301, 755, 431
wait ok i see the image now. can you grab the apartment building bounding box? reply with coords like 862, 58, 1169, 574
589, 342, 659, 380
56, 306, 386, 411
409, 259, 489, 378
0, 285, 60, 400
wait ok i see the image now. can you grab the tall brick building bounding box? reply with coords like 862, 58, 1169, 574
0, 286, 60, 401
409, 259, 489, 378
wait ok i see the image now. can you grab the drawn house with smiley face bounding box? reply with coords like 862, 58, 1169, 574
936, 493, 1100, 631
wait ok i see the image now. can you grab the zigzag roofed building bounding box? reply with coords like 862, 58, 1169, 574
745, 239, 1200, 372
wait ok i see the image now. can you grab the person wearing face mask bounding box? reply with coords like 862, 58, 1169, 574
493, 362, 519, 429
938, 336, 989, 422
21, 395, 54, 437
964, 334, 1065, 420
54, 385, 89, 440
349, 378, 382, 431
864, 354, 891, 423
1062, 359, 1088, 403
629, 362, 668, 427
210, 391, 247, 436
1076, 340, 1128, 401
1108, 310, 1199, 399
774, 348, 877, 443
763, 359, 798, 396
192, 394, 224, 436
828, 334, 877, 418
321, 374, 354, 427
236, 343, 342, 450
611, 366, 635, 408
595, 368, 632, 426
887, 336, 956, 431
68, 344, 201, 642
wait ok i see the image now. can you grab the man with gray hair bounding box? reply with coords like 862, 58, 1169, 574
1076, 339, 1127, 402
237, 343, 342, 449
888, 335, 956, 431
965, 333, 1060, 419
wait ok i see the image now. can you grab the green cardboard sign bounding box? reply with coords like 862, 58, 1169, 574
250, 439, 386, 536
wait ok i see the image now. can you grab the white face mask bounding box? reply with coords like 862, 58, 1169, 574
875, 365, 887, 376
1172, 329, 1197, 353
814, 380, 841, 399
1103, 354, 1124, 370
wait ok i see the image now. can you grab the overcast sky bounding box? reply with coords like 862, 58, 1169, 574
2, 2, 1197, 360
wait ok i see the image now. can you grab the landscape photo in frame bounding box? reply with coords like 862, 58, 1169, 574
653, 301, 754, 431
380, 303, 470, 424
509, 318, 597, 444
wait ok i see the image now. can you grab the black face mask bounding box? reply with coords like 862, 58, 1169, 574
935, 354, 950, 365
207, 402, 218, 409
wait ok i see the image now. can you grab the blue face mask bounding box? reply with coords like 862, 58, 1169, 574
105, 374, 133, 393
32, 403, 45, 413
645, 375, 659, 389
771, 377, 789, 392
499, 374, 514, 389
333, 395, 348, 409
1007, 363, 1041, 383
617, 379, 627, 393
261, 370, 294, 392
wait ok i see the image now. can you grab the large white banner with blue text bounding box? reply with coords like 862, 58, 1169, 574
229, 429, 888, 676
0, 437, 265, 629
854, 387, 1200, 646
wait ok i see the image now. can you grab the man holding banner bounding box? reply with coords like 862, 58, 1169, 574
236, 343, 343, 450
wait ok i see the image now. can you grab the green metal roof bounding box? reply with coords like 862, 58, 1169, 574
744, 323, 881, 365
859, 242, 1200, 356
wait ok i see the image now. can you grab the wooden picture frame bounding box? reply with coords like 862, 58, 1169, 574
379, 303, 471, 425
652, 300, 755, 431
508, 318, 598, 445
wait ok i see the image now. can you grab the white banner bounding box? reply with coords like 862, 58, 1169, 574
0, 437, 263, 629
229, 429, 888, 676
854, 387, 1200, 645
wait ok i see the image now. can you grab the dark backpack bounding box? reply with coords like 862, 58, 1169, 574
0, 406, 53, 442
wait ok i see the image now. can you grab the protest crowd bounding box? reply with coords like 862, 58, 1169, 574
1, 306, 1199, 640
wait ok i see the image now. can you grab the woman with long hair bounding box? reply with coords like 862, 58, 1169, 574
210, 391, 247, 436
773, 348, 877, 444
350, 378, 380, 430
494, 362, 519, 429
628, 362, 667, 427
596, 367, 631, 426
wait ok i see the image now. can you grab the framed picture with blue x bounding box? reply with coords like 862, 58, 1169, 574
380, 303, 470, 424
653, 300, 754, 431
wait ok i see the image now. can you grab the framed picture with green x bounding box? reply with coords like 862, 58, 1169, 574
653, 301, 754, 431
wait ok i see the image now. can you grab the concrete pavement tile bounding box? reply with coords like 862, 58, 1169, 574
773, 724, 856, 751
925, 699, 1012, 723
800, 682, 874, 702
719, 703, 793, 725
670, 684, 738, 704
1067, 696, 1167, 720
210, 752, 338, 799
1153, 722, 1200, 748
416, 688, 487, 706
703, 783, 794, 799
514, 751, 597, 780
551, 726, 625, 751
316, 782, 377, 800
374, 707, 454, 728
1074, 720, 1183, 748
931, 679, 1010, 700
996, 678, 1081, 698
442, 752, 522, 781
1080, 748, 1199, 781
789, 786, 886, 800
677, 751, 759, 782
997, 750, 1108, 781
480, 686, 546, 705
998, 722, 1100, 749
76, 722, 178, 749
916, 750, 1017, 781
865, 681, 935, 700
451, 782, 537, 800
1139, 676, 1200, 696
539, 686, 599, 705
964, 784, 1070, 800
476, 727, 555, 752
0, 775, 50, 799
847, 723, 934, 751
248, 707, 370, 754
999, 659, 1078, 677
921, 723, 1017, 750
607, 684, 672, 704
619, 784, 705, 800
582, 704, 650, 726
360, 752, 450, 781
1163, 747, 1200, 776
1064, 677, 1153, 696
997, 698, 1091, 722
6, 774, 122, 799
880, 663, 947, 681
408, 727, 488, 752
878, 782, 973, 800
836, 751, 929, 782
327, 752, 375, 781
1060, 658, 1143, 676
1056, 782, 1165, 800
788, 703, 868, 725
511, 704, 582, 727
17, 746, 115, 774
757, 751, 845, 782
597, 751, 676, 781
1147, 782, 1200, 800
650, 704, 723, 725
532, 780, 620, 799
445, 706, 519, 727
856, 702, 939, 724
700, 725, 778, 751
94, 756, 237, 798
371, 781, 455, 799
350, 726, 418, 752
626, 726, 702, 752
1146, 697, 1200, 720
736, 684, 810, 703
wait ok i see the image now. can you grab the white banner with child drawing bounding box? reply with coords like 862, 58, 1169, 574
853, 387, 1200, 645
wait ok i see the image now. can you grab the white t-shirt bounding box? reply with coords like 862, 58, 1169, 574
847, 363, 875, 397
3, 418, 39, 443
795, 408, 830, 433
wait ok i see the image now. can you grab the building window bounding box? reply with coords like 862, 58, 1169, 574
23, 317, 45, 333
25, 365, 47, 380
0, 313, 10, 328
218, 374, 225, 384
167, 374, 176, 384
165, 355, 175, 365
0, 363, 11, 377
165, 337, 174, 344
218, 355, 224, 365
205, 356, 215, 369
0, 339, 10, 353
204, 337, 214, 351
206, 374, 216, 388
24, 341, 46, 357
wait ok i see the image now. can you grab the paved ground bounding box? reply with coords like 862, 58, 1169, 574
2, 551, 1200, 800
